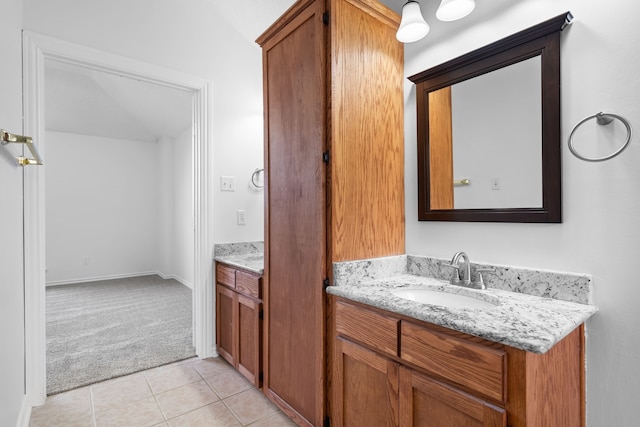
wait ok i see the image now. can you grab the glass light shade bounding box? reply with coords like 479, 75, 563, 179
435, 0, 476, 22
396, 1, 430, 43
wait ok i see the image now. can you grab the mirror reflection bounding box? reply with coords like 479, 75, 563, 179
429, 57, 542, 210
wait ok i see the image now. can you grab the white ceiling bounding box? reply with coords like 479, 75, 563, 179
44, 0, 512, 143
45, 59, 193, 143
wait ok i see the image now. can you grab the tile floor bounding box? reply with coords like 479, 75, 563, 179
30, 357, 297, 427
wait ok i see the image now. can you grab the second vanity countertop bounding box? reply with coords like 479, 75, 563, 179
326, 274, 597, 354
214, 253, 264, 275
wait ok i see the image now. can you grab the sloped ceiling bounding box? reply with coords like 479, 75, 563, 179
206, 0, 298, 42
43, 0, 301, 143
44, 0, 513, 143
45, 59, 192, 143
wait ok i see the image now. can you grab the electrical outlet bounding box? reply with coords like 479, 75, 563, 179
491, 178, 501, 190
220, 176, 235, 192
83, 257, 90, 265
237, 210, 246, 225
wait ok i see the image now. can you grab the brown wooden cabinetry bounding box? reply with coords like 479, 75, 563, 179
334, 338, 399, 426
399, 368, 506, 427
256, 0, 404, 425
331, 297, 585, 427
215, 262, 263, 387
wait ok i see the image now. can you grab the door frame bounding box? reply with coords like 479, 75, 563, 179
22, 31, 216, 406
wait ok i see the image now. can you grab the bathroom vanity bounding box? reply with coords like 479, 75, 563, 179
331, 297, 584, 426
327, 255, 597, 427
214, 246, 264, 388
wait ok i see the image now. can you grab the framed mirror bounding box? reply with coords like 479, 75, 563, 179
409, 12, 572, 223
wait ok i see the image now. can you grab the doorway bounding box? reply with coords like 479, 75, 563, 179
23, 31, 215, 406
43, 58, 195, 394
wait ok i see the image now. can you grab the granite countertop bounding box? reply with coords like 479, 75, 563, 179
214, 253, 264, 275
326, 274, 597, 354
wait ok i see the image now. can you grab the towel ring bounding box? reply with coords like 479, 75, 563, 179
251, 168, 264, 189
568, 112, 632, 162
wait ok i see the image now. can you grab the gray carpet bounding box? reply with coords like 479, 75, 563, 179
46, 275, 196, 395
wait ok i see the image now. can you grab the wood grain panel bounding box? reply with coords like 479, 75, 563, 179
401, 321, 506, 402
237, 295, 262, 387
334, 338, 399, 427
330, 0, 405, 261
216, 263, 236, 288
236, 270, 262, 299
428, 87, 454, 210
506, 325, 584, 427
335, 300, 398, 357
399, 367, 506, 427
215, 284, 237, 366
261, 1, 326, 425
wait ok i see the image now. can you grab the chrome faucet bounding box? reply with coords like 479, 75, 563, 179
443, 251, 494, 290
446, 251, 472, 286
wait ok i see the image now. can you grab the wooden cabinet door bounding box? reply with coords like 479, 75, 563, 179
237, 294, 262, 387
216, 284, 237, 366
260, 0, 327, 425
399, 367, 506, 427
333, 338, 399, 427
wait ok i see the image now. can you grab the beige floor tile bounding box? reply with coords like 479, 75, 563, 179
247, 411, 297, 426
145, 364, 203, 394
147, 357, 199, 375
30, 410, 94, 427
190, 357, 235, 379
204, 369, 253, 399
156, 380, 219, 419
29, 387, 93, 427
94, 396, 164, 427
167, 401, 241, 427
223, 388, 279, 425
92, 372, 152, 412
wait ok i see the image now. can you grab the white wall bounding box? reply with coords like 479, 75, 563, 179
0, 0, 27, 424
168, 129, 194, 286
23, 0, 265, 246
404, 1, 640, 425
45, 132, 161, 283
46, 130, 194, 286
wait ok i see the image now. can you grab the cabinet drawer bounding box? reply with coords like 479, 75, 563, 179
401, 321, 506, 402
335, 301, 398, 358
216, 263, 236, 288
236, 270, 262, 299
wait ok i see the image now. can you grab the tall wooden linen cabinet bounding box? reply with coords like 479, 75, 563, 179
257, 0, 404, 425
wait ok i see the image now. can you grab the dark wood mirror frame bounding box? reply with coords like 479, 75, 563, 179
409, 12, 572, 223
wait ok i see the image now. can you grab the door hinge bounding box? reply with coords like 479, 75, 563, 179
322, 11, 330, 25
324, 416, 331, 427
323, 151, 330, 164
323, 278, 330, 289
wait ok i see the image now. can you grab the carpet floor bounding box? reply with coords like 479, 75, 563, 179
46, 275, 196, 395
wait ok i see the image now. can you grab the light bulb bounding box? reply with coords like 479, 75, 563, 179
436, 0, 476, 22
396, 1, 430, 43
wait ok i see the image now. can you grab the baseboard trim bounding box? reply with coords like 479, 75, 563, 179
46, 271, 169, 287
16, 395, 31, 427
157, 272, 193, 289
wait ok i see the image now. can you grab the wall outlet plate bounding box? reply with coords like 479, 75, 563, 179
220, 176, 235, 191
237, 210, 246, 225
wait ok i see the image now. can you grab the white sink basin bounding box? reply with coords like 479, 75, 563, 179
390, 288, 498, 310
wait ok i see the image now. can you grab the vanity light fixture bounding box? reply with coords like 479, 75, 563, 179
396, 0, 477, 43
396, 1, 430, 43
435, 0, 476, 22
